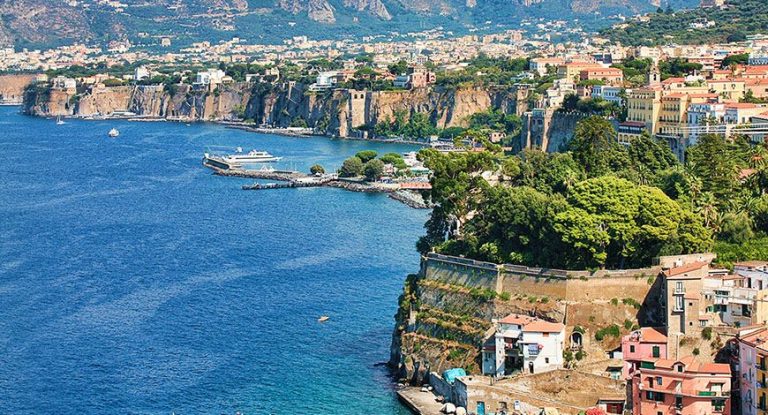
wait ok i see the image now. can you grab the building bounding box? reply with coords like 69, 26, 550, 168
738, 326, 768, 415
51, 76, 77, 92
630, 356, 731, 415
621, 327, 668, 381
529, 57, 565, 76
661, 259, 712, 354
592, 85, 626, 105
579, 67, 624, 86
134, 66, 150, 81
310, 71, 338, 91
195, 68, 226, 85
702, 274, 765, 328
624, 87, 662, 137
700, 0, 725, 7
482, 314, 565, 377
557, 61, 604, 82
687, 102, 726, 145
736, 262, 768, 290
708, 79, 747, 101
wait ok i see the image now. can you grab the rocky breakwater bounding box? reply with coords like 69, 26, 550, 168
23, 80, 529, 138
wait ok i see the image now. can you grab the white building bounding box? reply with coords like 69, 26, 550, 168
591, 85, 625, 104
195, 68, 226, 85
134, 66, 150, 81
736, 261, 768, 290
482, 314, 565, 377
309, 71, 338, 91
51, 76, 77, 91
686, 102, 726, 146
702, 274, 757, 327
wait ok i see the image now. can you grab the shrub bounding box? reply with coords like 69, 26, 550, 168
702, 327, 713, 341
692, 347, 700, 356
541, 296, 550, 304
573, 325, 586, 334
563, 350, 574, 362
610, 298, 619, 306
575, 350, 587, 360
309, 164, 325, 175
448, 349, 464, 361
623, 319, 634, 330
622, 298, 641, 309
595, 324, 621, 341
499, 292, 511, 301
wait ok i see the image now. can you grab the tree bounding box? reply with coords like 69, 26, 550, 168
355, 150, 378, 163
569, 116, 627, 177
310, 164, 325, 175
687, 134, 739, 204
339, 157, 364, 177
718, 212, 754, 244
363, 159, 385, 181
380, 153, 408, 169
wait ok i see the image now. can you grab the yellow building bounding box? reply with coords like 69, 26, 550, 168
658, 93, 719, 137
708, 79, 747, 101
625, 87, 663, 134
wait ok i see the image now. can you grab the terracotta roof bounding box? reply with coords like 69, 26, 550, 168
522, 320, 565, 333
726, 102, 760, 109
639, 327, 667, 343
736, 261, 768, 268
499, 314, 535, 325
694, 363, 731, 375
664, 261, 709, 278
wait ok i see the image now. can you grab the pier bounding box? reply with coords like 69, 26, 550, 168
203, 155, 431, 208
396, 387, 443, 415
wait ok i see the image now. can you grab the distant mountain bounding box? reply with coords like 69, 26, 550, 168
601, 0, 768, 46
0, 0, 698, 49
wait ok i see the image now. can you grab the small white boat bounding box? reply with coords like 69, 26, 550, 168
108, 128, 120, 138
318, 316, 330, 323
56, 116, 65, 125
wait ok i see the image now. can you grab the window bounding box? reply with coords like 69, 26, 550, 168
676, 281, 684, 293
656, 376, 663, 386
545, 358, 550, 364
653, 346, 661, 358
630, 345, 636, 353
675, 296, 684, 311
675, 396, 683, 409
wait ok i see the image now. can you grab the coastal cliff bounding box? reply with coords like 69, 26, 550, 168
23, 81, 528, 138
389, 254, 666, 384
0, 74, 36, 104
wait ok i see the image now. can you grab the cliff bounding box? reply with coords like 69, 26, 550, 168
0, 74, 37, 105
23, 81, 529, 138
389, 253, 665, 384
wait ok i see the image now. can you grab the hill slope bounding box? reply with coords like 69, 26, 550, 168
601, 0, 768, 46
0, 0, 697, 49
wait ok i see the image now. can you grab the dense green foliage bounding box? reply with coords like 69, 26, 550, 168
601, 0, 768, 46
418, 116, 768, 269
339, 156, 364, 177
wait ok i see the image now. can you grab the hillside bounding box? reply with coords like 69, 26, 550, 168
0, 0, 697, 49
601, 0, 768, 46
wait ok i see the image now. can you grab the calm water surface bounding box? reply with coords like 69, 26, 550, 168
0, 107, 427, 414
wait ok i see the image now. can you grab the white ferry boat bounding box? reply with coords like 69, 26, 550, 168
222, 148, 281, 165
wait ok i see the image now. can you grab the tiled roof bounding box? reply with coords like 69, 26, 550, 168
522, 320, 565, 333
664, 261, 709, 278
639, 327, 667, 343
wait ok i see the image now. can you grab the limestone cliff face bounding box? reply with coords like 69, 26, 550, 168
343, 0, 392, 20
0, 74, 36, 104
23, 82, 528, 138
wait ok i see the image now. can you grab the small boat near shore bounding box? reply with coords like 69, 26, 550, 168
108, 128, 120, 138
56, 116, 65, 125
318, 315, 330, 323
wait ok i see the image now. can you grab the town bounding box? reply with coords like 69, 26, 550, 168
3, 1, 768, 415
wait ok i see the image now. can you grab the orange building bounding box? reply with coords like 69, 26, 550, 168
579, 68, 624, 86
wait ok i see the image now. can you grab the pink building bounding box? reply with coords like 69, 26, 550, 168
621, 327, 668, 380
631, 356, 731, 415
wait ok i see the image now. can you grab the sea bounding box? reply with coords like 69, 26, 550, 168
0, 106, 428, 414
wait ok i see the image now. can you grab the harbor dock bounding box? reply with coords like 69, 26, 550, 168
396, 387, 443, 415
202, 155, 431, 208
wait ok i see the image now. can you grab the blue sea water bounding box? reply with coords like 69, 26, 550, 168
0, 107, 428, 414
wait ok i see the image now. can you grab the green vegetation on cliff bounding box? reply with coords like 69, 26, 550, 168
418, 116, 768, 269
601, 0, 768, 46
